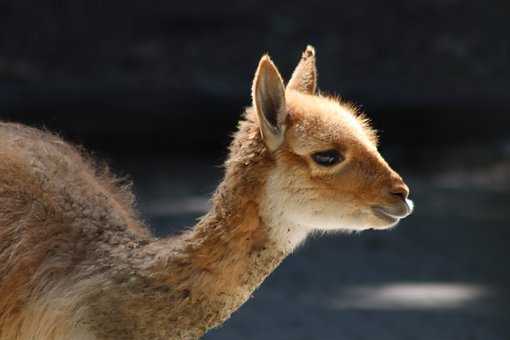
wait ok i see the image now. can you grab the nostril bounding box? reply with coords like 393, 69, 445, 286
390, 185, 409, 200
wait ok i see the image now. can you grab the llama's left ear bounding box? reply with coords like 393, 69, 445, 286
287, 45, 317, 94
252, 55, 287, 151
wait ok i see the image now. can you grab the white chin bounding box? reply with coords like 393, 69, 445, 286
293, 212, 374, 232
311, 212, 403, 232
373, 219, 401, 230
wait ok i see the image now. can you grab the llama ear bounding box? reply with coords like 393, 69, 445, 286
287, 45, 317, 94
252, 55, 287, 151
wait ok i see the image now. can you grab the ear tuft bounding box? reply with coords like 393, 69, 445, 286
287, 45, 318, 95
252, 54, 287, 151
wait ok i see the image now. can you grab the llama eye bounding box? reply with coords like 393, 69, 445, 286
311, 150, 343, 166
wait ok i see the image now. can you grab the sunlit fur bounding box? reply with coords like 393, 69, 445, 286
260, 90, 411, 251
0, 47, 412, 339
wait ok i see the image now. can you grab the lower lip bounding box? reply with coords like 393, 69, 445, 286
372, 207, 400, 223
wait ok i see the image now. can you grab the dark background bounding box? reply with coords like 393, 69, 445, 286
1, 1, 509, 339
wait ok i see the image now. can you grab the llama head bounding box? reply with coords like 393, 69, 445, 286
251, 46, 413, 248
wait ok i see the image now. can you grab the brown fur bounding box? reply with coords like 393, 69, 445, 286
0, 47, 412, 339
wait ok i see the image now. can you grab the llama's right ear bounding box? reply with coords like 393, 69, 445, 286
252, 55, 287, 151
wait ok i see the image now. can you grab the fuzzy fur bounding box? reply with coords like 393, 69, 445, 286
0, 47, 412, 339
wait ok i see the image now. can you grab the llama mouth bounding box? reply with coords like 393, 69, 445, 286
372, 200, 414, 223
372, 199, 414, 223
372, 206, 400, 223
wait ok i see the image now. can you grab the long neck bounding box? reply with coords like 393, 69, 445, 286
131, 158, 287, 337
86, 162, 289, 339
94, 118, 290, 338
83, 115, 292, 339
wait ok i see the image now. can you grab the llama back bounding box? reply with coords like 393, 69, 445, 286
0, 122, 148, 339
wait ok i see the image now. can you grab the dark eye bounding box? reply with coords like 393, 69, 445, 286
311, 149, 343, 166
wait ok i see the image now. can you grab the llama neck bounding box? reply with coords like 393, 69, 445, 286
133, 161, 289, 336
87, 174, 289, 339
86, 119, 295, 339
157, 199, 287, 296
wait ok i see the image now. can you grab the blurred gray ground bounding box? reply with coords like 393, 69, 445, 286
120, 144, 510, 340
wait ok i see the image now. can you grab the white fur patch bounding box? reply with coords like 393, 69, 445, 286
259, 166, 398, 252
259, 169, 311, 252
